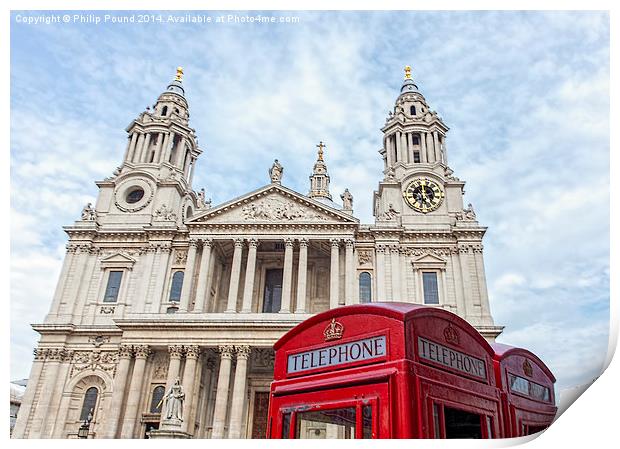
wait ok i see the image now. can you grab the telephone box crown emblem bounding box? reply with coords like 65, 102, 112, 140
443, 324, 460, 345
324, 318, 344, 341
523, 359, 533, 377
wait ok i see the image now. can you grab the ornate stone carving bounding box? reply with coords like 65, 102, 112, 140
358, 250, 373, 265
197, 188, 212, 209
88, 335, 110, 347
341, 189, 353, 211
247, 238, 259, 248
100, 306, 115, 315
168, 345, 184, 358
330, 238, 340, 248
454, 203, 477, 221
175, 250, 187, 264
134, 345, 151, 359
241, 198, 327, 222
250, 348, 275, 371
71, 350, 118, 376
284, 237, 294, 247
153, 204, 177, 222
162, 378, 185, 424
378, 203, 400, 221
345, 239, 355, 248
235, 345, 251, 360
151, 352, 169, 380
202, 238, 214, 248
33, 348, 46, 361
269, 159, 283, 184
298, 237, 309, 248
81, 203, 97, 221
119, 345, 134, 358
218, 345, 235, 359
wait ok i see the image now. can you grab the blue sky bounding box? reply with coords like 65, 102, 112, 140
10, 10, 609, 394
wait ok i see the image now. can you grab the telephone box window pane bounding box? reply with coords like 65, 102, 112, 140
359, 272, 372, 303
295, 407, 356, 439
281, 413, 291, 439
263, 269, 283, 313
444, 406, 482, 439
80, 387, 98, 421
486, 416, 494, 438
433, 403, 441, 438
103, 271, 123, 302
169, 271, 184, 302
362, 406, 372, 439
423, 272, 439, 304
150, 386, 165, 413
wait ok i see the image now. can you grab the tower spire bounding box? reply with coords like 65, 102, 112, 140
308, 141, 332, 201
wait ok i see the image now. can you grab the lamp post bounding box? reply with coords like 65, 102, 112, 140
78, 408, 93, 439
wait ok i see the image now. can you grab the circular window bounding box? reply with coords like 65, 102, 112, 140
126, 188, 145, 204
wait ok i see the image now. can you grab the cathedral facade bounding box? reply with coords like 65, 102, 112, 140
13, 66, 502, 439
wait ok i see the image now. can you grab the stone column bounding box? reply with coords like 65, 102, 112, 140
450, 248, 467, 317
295, 238, 308, 313
344, 239, 354, 305
121, 345, 151, 438
133, 133, 145, 163
400, 132, 409, 164
211, 346, 234, 438
457, 246, 474, 319
400, 248, 410, 303
162, 132, 174, 163
164, 345, 184, 392
175, 137, 187, 167
395, 130, 402, 163
136, 246, 157, 313
181, 345, 201, 433
153, 132, 164, 162
390, 245, 401, 301
28, 349, 64, 438
149, 245, 172, 313
329, 239, 340, 309
44, 350, 74, 438
194, 239, 213, 313
280, 238, 294, 313
47, 245, 76, 318
375, 245, 386, 301
228, 346, 251, 438
12, 349, 46, 438
126, 132, 138, 162
406, 133, 413, 163
474, 246, 493, 320
420, 132, 427, 163
385, 135, 393, 167
179, 239, 199, 312
226, 239, 244, 313
241, 238, 259, 313
105, 345, 133, 438
141, 133, 152, 163
433, 131, 440, 162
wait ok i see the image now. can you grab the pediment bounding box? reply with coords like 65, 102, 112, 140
100, 253, 136, 269
188, 184, 359, 225
412, 253, 447, 267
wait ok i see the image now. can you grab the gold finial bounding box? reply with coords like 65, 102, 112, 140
175, 66, 184, 81
404, 65, 412, 80
316, 141, 326, 161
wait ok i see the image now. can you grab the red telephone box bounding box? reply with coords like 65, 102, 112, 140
491, 343, 557, 437
267, 302, 503, 439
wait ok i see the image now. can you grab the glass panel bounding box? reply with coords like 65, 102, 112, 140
150, 386, 165, 413
169, 271, 184, 302
413, 151, 421, 163
282, 413, 291, 439
444, 406, 482, 439
486, 415, 493, 438
433, 403, 441, 438
263, 269, 283, 313
359, 272, 372, 303
295, 407, 356, 439
509, 374, 551, 402
362, 405, 372, 439
103, 271, 123, 302
80, 387, 98, 421
422, 272, 439, 304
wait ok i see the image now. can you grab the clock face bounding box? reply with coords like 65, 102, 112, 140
403, 178, 444, 213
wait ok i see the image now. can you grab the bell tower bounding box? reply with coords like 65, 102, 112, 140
92, 67, 203, 227
373, 66, 468, 227
308, 141, 332, 201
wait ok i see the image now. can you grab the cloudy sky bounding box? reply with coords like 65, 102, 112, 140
10, 11, 609, 394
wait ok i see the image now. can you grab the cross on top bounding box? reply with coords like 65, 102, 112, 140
316, 141, 326, 161
404, 65, 412, 80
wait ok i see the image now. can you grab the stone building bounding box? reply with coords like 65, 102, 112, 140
12, 66, 503, 439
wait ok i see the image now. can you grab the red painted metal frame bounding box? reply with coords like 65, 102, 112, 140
491, 343, 557, 437
268, 302, 511, 439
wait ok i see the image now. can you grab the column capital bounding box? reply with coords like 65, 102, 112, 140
168, 344, 184, 359
184, 344, 201, 359
247, 237, 259, 248
284, 237, 294, 247
298, 237, 309, 247
218, 345, 235, 359
201, 238, 213, 248
345, 238, 355, 248
188, 238, 199, 247
330, 238, 341, 248
235, 345, 251, 360
376, 244, 386, 254
233, 238, 244, 248
134, 345, 151, 359
119, 344, 134, 359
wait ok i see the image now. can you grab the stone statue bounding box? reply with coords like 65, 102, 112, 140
269, 159, 283, 184
464, 203, 476, 220
162, 378, 185, 422
341, 189, 353, 211
197, 188, 211, 209
81, 203, 96, 221
380, 203, 400, 221
385, 167, 396, 181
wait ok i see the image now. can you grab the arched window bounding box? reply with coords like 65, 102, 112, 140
150, 386, 166, 413
80, 387, 98, 421
359, 272, 372, 303
410, 105, 416, 115
161, 106, 168, 116
169, 271, 184, 302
